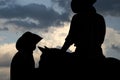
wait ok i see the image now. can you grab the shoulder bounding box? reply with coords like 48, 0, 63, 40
72, 14, 83, 18
72, 14, 83, 21
11, 52, 24, 62
72, 14, 78, 19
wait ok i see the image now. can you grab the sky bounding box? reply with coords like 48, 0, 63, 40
0, 0, 120, 80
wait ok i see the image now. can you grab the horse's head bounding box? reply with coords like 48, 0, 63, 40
37, 46, 78, 77
38, 46, 67, 65
38, 46, 75, 67
38, 46, 64, 55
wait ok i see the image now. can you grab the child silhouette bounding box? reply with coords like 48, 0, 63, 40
10, 31, 42, 80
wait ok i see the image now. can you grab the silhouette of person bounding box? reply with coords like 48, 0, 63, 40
10, 31, 42, 80
61, 0, 106, 59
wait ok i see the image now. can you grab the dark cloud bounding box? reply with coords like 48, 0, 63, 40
6, 20, 39, 29
52, 0, 120, 16
0, 0, 9, 5
0, 27, 9, 31
52, 0, 72, 15
53, 0, 120, 16
0, 3, 70, 29
0, 1, 6, 6
0, 0, 15, 6
0, 0, 119, 29
95, 0, 120, 16
52, 0, 71, 10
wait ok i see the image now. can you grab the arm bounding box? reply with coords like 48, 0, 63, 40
61, 15, 77, 52
61, 40, 73, 52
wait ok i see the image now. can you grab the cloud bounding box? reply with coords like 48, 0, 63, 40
6, 18, 39, 29
51, 0, 71, 12
0, 43, 16, 67
0, 3, 70, 29
52, 0, 120, 17
103, 27, 120, 59
0, 0, 11, 5
0, 19, 9, 31
37, 23, 75, 52
0, 67, 10, 80
111, 44, 120, 53
37, 23, 69, 47
52, 0, 120, 16
0, 36, 6, 42
0, 27, 8, 31
95, 0, 120, 16
1, 0, 119, 31
0, 0, 16, 7
0, 0, 6, 6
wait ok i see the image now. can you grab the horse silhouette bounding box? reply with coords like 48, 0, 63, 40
37, 46, 120, 78
37, 46, 80, 79
106, 57, 120, 64
38, 46, 76, 68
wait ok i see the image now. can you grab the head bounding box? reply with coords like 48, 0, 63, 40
16, 31, 42, 51
71, 0, 96, 13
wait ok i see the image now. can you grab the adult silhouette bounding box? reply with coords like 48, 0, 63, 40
10, 31, 42, 80
61, 0, 106, 60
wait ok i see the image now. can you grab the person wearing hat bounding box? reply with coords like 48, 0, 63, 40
61, 0, 106, 59
10, 31, 42, 80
